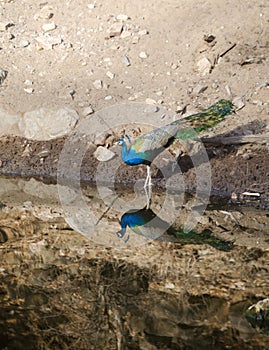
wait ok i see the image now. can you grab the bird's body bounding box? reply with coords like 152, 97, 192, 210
115, 99, 235, 208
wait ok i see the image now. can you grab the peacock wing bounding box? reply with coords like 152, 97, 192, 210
130, 123, 179, 154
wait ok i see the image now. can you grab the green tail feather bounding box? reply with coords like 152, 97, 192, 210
174, 99, 235, 140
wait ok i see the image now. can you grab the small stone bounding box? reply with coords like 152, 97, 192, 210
232, 96, 245, 110
24, 87, 34, 94
203, 34, 216, 43
138, 29, 148, 36
156, 91, 163, 96
197, 57, 212, 75
225, 85, 232, 96
192, 84, 208, 95
106, 71, 114, 79
34, 6, 53, 20
120, 30, 131, 39
132, 36, 139, 44
121, 55, 131, 66
88, 2, 96, 9
19, 39, 30, 47
0, 21, 13, 31
104, 95, 112, 100
139, 51, 148, 59
42, 22, 57, 32
35, 35, 62, 50
171, 63, 178, 70
82, 106, 94, 116
108, 23, 123, 37
0, 68, 8, 85
24, 79, 33, 85
93, 79, 102, 89
144, 105, 159, 113
165, 282, 175, 289
94, 146, 115, 161
116, 14, 129, 21
145, 98, 157, 105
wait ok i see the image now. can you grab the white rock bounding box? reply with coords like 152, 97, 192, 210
108, 23, 123, 37
19, 39, 30, 47
18, 107, 79, 140
94, 146, 115, 161
42, 22, 57, 32
106, 71, 114, 79
104, 95, 112, 100
24, 87, 34, 94
139, 51, 148, 59
145, 98, 156, 104
132, 36, 139, 44
120, 30, 131, 39
232, 96, 245, 110
82, 106, 94, 116
116, 14, 129, 21
121, 55, 131, 66
138, 29, 148, 36
197, 57, 212, 75
24, 79, 33, 85
93, 79, 102, 89
34, 6, 53, 20
192, 84, 208, 95
0, 108, 20, 137
35, 35, 62, 50
88, 2, 96, 9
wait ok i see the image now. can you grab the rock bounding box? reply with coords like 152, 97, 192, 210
0, 21, 13, 31
139, 51, 148, 59
197, 57, 212, 75
192, 84, 208, 95
0, 108, 20, 137
145, 98, 157, 105
108, 23, 123, 37
87, 2, 96, 9
0, 68, 8, 85
42, 22, 57, 32
144, 105, 159, 113
203, 34, 216, 43
138, 29, 148, 36
225, 85, 232, 96
19, 39, 30, 47
34, 5, 53, 20
24, 87, 34, 94
121, 55, 131, 66
18, 107, 79, 140
232, 96, 245, 110
106, 71, 114, 79
35, 35, 62, 50
94, 146, 115, 161
132, 36, 139, 44
82, 106, 94, 116
116, 14, 129, 21
120, 30, 131, 39
104, 95, 112, 100
93, 79, 102, 89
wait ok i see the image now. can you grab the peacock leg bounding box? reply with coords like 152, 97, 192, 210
144, 166, 152, 209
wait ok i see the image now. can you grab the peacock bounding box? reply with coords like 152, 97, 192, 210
115, 99, 235, 207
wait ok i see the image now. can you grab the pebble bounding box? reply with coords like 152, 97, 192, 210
104, 95, 112, 100
144, 105, 159, 113
0, 21, 13, 31
197, 57, 212, 75
225, 84, 232, 96
192, 84, 208, 95
34, 5, 53, 20
42, 22, 57, 32
121, 55, 131, 66
138, 29, 148, 36
93, 79, 103, 89
24, 79, 33, 85
94, 146, 115, 161
82, 106, 94, 116
108, 23, 123, 37
116, 14, 129, 21
106, 71, 114, 79
139, 51, 148, 59
132, 36, 139, 44
88, 2, 96, 9
24, 87, 34, 94
120, 30, 131, 39
35, 35, 62, 50
0, 68, 8, 85
19, 40, 30, 48
145, 98, 157, 104
232, 96, 245, 110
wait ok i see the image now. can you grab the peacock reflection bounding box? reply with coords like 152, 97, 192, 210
115, 206, 234, 252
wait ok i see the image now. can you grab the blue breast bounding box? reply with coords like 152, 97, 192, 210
122, 148, 149, 166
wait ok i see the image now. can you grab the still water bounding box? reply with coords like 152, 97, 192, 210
0, 176, 268, 349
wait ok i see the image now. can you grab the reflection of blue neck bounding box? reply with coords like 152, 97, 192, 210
121, 141, 129, 162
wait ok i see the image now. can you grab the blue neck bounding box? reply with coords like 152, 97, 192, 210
121, 141, 129, 162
